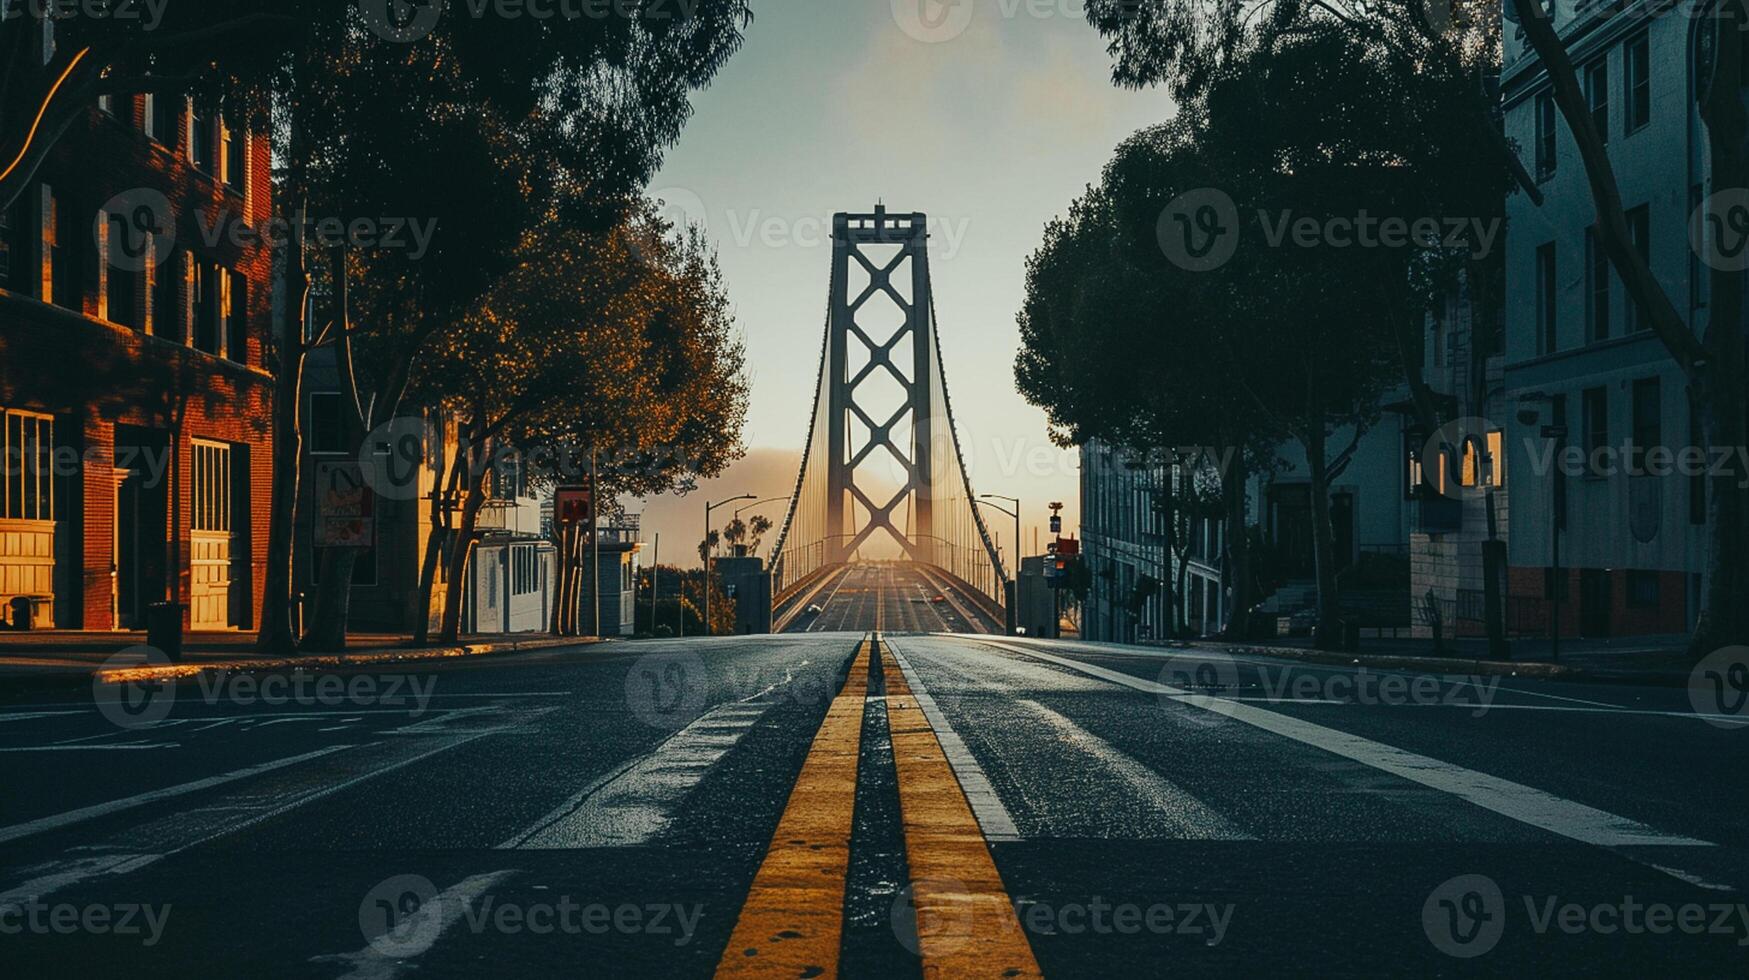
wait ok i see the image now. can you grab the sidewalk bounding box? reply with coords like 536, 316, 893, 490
0, 630, 601, 692
1218, 632, 1696, 686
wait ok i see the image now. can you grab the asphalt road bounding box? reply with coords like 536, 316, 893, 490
783, 562, 1003, 634
1, 633, 1745, 977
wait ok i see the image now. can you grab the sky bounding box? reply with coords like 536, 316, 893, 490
631, 0, 1173, 565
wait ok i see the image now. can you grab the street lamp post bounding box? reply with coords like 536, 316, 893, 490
705, 494, 756, 636
977, 494, 1021, 635
732, 496, 791, 556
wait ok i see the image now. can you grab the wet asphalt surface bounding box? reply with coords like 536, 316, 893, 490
1, 621, 1746, 977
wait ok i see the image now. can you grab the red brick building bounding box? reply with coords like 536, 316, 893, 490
0, 81, 274, 632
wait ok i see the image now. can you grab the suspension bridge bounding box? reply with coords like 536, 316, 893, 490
768, 207, 1009, 634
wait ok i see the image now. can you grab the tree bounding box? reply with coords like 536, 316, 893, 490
1081, 0, 1747, 655
747, 515, 774, 555
276, 6, 753, 650
421, 206, 748, 643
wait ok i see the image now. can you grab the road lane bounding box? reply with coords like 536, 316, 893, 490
1, 630, 1743, 976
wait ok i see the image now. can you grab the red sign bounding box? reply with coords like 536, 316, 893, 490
1056, 537, 1079, 557
555, 483, 593, 525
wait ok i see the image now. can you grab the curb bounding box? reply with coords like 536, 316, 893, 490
0, 636, 601, 696
1219, 643, 1692, 688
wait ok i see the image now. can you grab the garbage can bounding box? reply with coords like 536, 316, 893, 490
8, 596, 32, 631
146, 602, 185, 661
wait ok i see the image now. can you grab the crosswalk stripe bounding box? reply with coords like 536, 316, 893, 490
982, 640, 1714, 849
715, 637, 872, 978
1015, 698, 1255, 840
882, 635, 1043, 979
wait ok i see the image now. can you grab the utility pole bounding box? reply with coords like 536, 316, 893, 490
650, 533, 659, 637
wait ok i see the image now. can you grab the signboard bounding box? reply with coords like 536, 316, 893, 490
1056, 537, 1079, 558
315, 461, 375, 547
555, 483, 593, 525
1049, 514, 1062, 534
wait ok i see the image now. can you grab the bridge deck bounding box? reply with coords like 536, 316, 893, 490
781, 562, 1002, 634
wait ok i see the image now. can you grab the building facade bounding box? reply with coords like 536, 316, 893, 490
2, 57, 273, 631
1501, 4, 1706, 639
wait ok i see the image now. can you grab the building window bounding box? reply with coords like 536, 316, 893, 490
1691, 185, 1710, 311
0, 198, 20, 291
102, 211, 141, 328
1585, 227, 1609, 342
192, 441, 231, 534
1552, 394, 1568, 527
1583, 386, 1609, 478
193, 260, 221, 353
1585, 58, 1608, 144
1624, 32, 1650, 134
1631, 377, 1660, 474
152, 249, 183, 341
222, 110, 245, 194
45, 187, 81, 311
1, 410, 54, 522
1535, 91, 1557, 181
189, 99, 213, 172
1626, 570, 1660, 609
147, 93, 177, 146
1536, 242, 1558, 355
225, 269, 247, 363
1626, 204, 1650, 332
308, 392, 346, 454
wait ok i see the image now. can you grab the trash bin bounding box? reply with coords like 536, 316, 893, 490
8, 596, 32, 631
146, 602, 185, 661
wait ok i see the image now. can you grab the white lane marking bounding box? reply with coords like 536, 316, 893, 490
312, 870, 518, 980
1491, 686, 1630, 709
502, 700, 776, 848
0, 743, 180, 751
0, 710, 85, 723
808, 566, 855, 633
0, 744, 351, 845
983, 641, 1713, 849
0, 724, 532, 904
1016, 699, 1254, 841
884, 638, 1022, 842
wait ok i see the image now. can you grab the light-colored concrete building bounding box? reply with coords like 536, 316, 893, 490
1501, 3, 1706, 638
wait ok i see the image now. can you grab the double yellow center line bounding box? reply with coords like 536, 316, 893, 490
716, 634, 1041, 979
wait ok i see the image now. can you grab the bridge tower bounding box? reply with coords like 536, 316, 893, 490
824, 205, 934, 563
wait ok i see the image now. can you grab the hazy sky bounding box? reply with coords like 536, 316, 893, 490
635, 0, 1172, 564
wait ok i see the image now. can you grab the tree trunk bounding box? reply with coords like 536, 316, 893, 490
1303, 426, 1344, 650
302, 547, 359, 651
413, 446, 462, 645
439, 468, 488, 644
256, 202, 307, 654
1692, 4, 1749, 656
